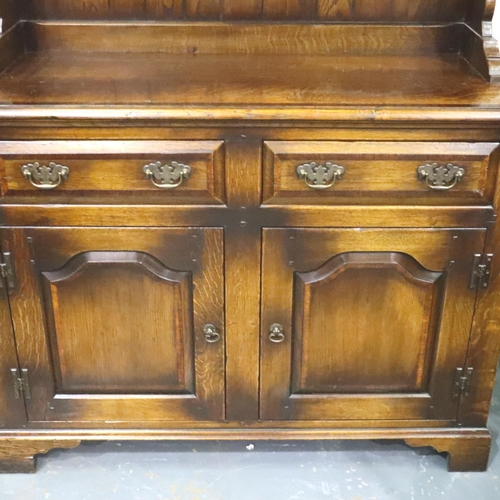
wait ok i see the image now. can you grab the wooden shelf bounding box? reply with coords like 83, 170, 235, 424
0, 51, 493, 108
0, 20, 496, 123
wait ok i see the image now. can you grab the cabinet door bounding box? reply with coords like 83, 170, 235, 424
260, 228, 485, 421
4, 227, 224, 422
0, 246, 27, 427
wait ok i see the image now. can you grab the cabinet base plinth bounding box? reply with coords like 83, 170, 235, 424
405, 431, 492, 472
0, 439, 81, 473
0, 428, 492, 473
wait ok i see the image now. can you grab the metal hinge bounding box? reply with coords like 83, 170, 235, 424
0, 251, 16, 289
453, 367, 473, 398
10, 368, 32, 400
469, 253, 493, 290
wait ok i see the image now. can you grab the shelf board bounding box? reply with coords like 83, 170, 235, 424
0, 44, 500, 123
0, 51, 493, 105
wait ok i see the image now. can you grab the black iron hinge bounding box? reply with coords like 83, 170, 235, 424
453, 367, 473, 398
10, 368, 32, 400
469, 253, 493, 290
0, 251, 16, 289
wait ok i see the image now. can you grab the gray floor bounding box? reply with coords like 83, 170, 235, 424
1, 372, 500, 500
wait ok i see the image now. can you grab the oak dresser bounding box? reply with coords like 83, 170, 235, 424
1, 0, 500, 473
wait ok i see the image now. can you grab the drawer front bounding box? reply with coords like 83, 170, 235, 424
0, 140, 225, 204
263, 141, 499, 205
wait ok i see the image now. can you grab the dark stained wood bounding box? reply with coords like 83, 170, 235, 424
263, 141, 499, 206
0, 0, 19, 34
145, 0, 184, 19
458, 149, 500, 427
263, 0, 316, 20
4, 418, 458, 430
466, 0, 495, 36
0, 204, 494, 229
405, 431, 492, 472
0, 21, 24, 74
224, 139, 262, 421
462, 1, 500, 82
0, 51, 496, 109
42, 251, 195, 394
316, 0, 467, 21
0, 236, 27, 429
4, 227, 225, 422
0, 439, 81, 473
0, 428, 490, 473
25, 0, 468, 21
292, 253, 443, 394
26, 23, 463, 54
0, 140, 226, 205
0, 0, 500, 475
0, 427, 489, 438
260, 228, 486, 420
185, 0, 221, 18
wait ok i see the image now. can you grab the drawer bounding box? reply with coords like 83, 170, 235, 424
263, 141, 499, 205
0, 140, 225, 205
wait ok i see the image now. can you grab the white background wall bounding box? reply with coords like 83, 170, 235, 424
494, 9, 500, 39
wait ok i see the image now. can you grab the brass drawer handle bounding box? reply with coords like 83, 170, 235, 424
203, 324, 221, 343
417, 163, 465, 190
296, 161, 345, 189
143, 161, 191, 189
21, 162, 69, 190
269, 324, 285, 343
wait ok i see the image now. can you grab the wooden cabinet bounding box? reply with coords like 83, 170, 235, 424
1, 0, 500, 475
0, 134, 498, 473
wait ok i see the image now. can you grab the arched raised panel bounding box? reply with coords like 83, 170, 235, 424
41, 251, 195, 395
292, 252, 444, 395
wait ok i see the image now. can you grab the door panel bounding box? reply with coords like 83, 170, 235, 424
293, 252, 443, 394
42, 251, 194, 394
4, 227, 224, 422
260, 228, 485, 421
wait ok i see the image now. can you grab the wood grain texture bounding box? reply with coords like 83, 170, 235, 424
25, 23, 463, 54
0, 428, 491, 472
1, 204, 493, 229
0, 438, 81, 473
0, 1, 499, 474
317, 0, 467, 21
42, 252, 194, 394
0, 140, 226, 205
260, 228, 486, 421
5, 227, 225, 423
185, 0, 221, 18
263, 0, 316, 20
405, 431, 492, 472
0, 235, 28, 429
292, 253, 442, 393
5, 418, 458, 430
1, 52, 496, 110
458, 141, 500, 427
24, 0, 468, 21
263, 141, 499, 206
224, 139, 262, 421
3, 105, 500, 124
0, 52, 492, 108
